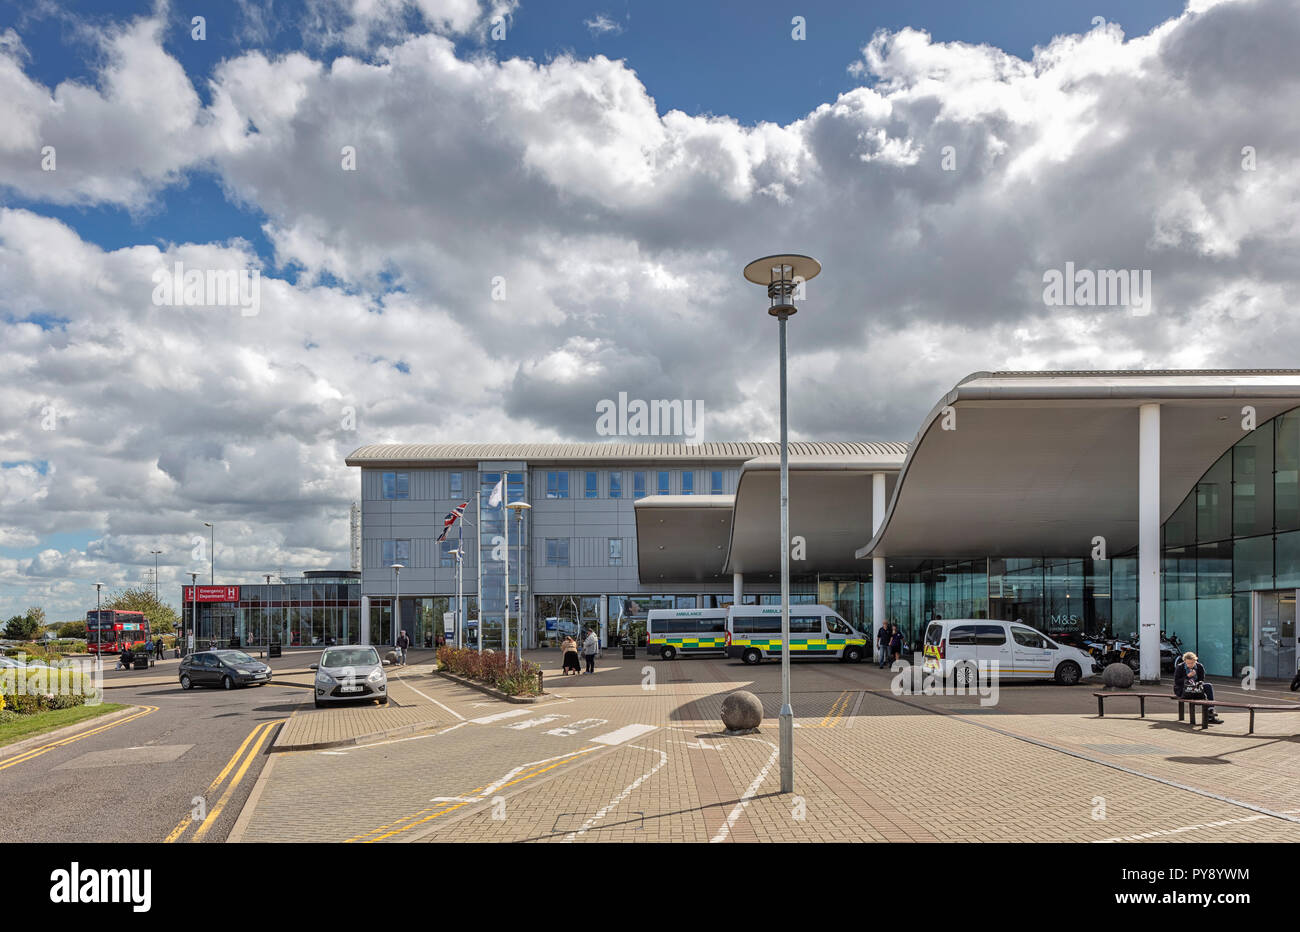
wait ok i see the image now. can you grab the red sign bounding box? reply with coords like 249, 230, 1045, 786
184, 586, 240, 602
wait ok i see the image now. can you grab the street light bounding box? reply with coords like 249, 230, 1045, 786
149, 550, 162, 603
744, 252, 821, 795
94, 582, 103, 655
506, 501, 532, 656
188, 571, 198, 654
390, 563, 405, 650
202, 523, 214, 584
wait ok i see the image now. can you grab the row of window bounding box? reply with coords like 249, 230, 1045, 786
381, 537, 626, 568
548, 470, 726, 499
379, 469, 728, 501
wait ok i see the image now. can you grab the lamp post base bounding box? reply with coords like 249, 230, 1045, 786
779, 705, 794, 793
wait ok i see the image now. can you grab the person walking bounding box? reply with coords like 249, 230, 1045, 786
1174, 651, 1222, 725
153, 636, 164, 661
396, 629, 410, 665
877, 622, 892, 668
582, 628, 599, 674
561, 635, 580, 676
889, 624, 904, 665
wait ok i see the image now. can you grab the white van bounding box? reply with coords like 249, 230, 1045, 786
725, 605, 868, 665
646, 608, 729, 660
921, 619, 1101, 685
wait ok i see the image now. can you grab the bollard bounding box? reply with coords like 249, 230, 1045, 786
537, 669, 544, 694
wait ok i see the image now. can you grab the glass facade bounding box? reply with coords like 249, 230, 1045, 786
187, 575, 362, 650
479, 470, 527, 650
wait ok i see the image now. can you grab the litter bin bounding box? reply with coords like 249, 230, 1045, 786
622, 642, 636, 659
134, 655, 152, 670
268, 641, 282, 658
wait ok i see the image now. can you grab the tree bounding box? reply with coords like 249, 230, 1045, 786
56, 620, 88, 639
3, 611, 42, 640
102, 586, 180, 634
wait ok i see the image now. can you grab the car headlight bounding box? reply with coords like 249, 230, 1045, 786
316, 672, 334, 685
367, 668, 384, 682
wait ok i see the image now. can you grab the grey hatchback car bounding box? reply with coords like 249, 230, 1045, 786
312, 646, 389, 708
179, 650, 272, 690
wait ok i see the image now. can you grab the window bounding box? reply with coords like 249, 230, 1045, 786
657, 471, 670, 495
609, 473, 622, 499
547, 472, 569, 499
826, 616, 851, 635
711, 471, 724, 494
440, 539, 460, 567
633, 473, 647, 499
976, 624, 1007, 646
450, 472, 462, 496
1011, 626, 1048, 648
608, 538, 623, 566
585, 471, 599, 498
948, 625, 978, 646
545, 538, 570, 566
681, 471, 694, 495
381, 540, 411, 565
382, 472, 409, 500
791, 615, 821, 634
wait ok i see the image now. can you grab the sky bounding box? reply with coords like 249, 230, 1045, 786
1, 0, 1298, 621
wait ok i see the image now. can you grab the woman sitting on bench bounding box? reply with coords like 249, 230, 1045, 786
1174, 651, 1223, 725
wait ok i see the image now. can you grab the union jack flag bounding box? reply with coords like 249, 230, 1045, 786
436, 501, 470, 541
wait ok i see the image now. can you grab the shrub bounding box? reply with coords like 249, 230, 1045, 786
437, 646, 541, 696
3, 693, 42, 715
0, 710, 19, 724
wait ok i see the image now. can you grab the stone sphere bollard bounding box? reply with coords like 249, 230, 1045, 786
721, 690, 763, 733
1102, 662, 1135, 689
384, 650, 401, 665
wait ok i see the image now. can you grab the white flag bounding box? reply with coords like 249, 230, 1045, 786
488, 477, 504, 508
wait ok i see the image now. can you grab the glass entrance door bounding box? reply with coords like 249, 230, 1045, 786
1258, 590, 1297, 679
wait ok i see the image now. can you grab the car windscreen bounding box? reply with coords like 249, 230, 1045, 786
216, 651, 255, 664
321, 648, 379, 667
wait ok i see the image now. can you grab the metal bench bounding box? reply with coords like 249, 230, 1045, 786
1180, 698, 1298, 734
1093, 691, 1191, 722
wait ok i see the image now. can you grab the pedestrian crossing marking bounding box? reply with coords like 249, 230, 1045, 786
591, 724, 658, 746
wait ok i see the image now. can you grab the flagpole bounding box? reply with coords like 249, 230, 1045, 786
456, 522, 464, 650
503, 470, 510, 663
476, 490, 483, 655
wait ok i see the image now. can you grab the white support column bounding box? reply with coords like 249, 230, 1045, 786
733, 572, 743, 607
871, 472, 887, 650
360, 595, 370, 646
1139, 403, 1162, 683
599, 595, 608, 649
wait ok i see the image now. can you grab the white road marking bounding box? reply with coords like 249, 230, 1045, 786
391, 676, 466, 721
470, 708, 534, 724
685, 740, 720, 750
505, 714, 567, 730
710, 738, 779, 843
545, 718, 608, 737
1093, 814, 1270, 843
591, 724, 658, 746
480, 747, 597, 796
562, 745, 668, 842
316, 722, 468, 754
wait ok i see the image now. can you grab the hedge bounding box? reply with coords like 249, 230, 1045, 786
436, 647, 542, 697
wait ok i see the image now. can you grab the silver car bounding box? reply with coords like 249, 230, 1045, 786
311, 646, 390, 708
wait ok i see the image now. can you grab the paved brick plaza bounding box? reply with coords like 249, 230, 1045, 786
231, 649, 1300, 843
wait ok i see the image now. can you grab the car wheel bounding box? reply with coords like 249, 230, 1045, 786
843, 645, 863, 663
660, 645, 677, 661
222, 675, 234, 690
1055, 661, 1081, 686
314, 699, 324, 709
1126, 655, 1140, 673
180, 674, 192, 690
954, 662, 977, 688
742, 648, 762, 666
378, 696, 388, 705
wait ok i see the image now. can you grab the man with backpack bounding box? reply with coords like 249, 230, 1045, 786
396, 629, 410, 665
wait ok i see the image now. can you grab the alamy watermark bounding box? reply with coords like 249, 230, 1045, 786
595, 392, 703, 441
890, 654, 1001, 707
1042, 262, 1152, 316
151, 261, 261, 317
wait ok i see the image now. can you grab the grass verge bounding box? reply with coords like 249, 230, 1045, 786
0, 703, 127, 748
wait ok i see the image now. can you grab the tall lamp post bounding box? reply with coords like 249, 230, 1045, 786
149, 550, 162, 602
202, 523, 214, 584
94, 582, 104, 655
744, 253, 821, 795
390, 562, 405, 649
188, 571, 198, 654
506, 501, 532, 656
452, 544, 465, 649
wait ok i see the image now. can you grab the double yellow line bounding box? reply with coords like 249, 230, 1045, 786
165, 718, 284, 843
0, 704, 158, 772
812, 690, 853, 728
345, 745, 601, 843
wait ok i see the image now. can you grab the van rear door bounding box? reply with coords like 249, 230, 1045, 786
977, 623, 1012, 676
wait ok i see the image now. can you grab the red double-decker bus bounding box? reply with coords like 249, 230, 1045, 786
86, 610, 151, 654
